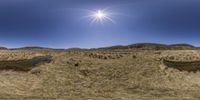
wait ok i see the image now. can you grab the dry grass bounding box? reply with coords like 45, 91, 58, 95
0, 49, 200, 99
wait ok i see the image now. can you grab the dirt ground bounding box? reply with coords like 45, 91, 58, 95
0, 49, 200, 100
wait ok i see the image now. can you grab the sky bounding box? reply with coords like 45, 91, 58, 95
0, 0, 200, 48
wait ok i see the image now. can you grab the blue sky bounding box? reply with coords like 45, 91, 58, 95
0, 0, 200, 48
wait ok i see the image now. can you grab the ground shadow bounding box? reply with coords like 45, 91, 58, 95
0, 56, 52, 71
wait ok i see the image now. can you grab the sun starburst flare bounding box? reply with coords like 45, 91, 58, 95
83, 9, 116, 25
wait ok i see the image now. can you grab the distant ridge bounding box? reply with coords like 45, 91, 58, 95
14, 46, 51, 50
0, 43, 198, 50
99, 43, 197, 50
0, 47, 7, 50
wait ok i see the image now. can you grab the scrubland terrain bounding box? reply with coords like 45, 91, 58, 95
1, 44, 200, 100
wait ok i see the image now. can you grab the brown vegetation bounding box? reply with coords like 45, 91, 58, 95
0, 44, 200, 99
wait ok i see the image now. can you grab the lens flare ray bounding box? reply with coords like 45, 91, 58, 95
82, 9, 116, 25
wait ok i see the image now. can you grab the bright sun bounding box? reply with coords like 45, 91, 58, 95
91, 9, 115, 24
95, 10, 106, 19
84, 9, 115, 25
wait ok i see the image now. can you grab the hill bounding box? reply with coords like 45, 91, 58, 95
0, 47, 7, 50
100, 43, 197, 50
